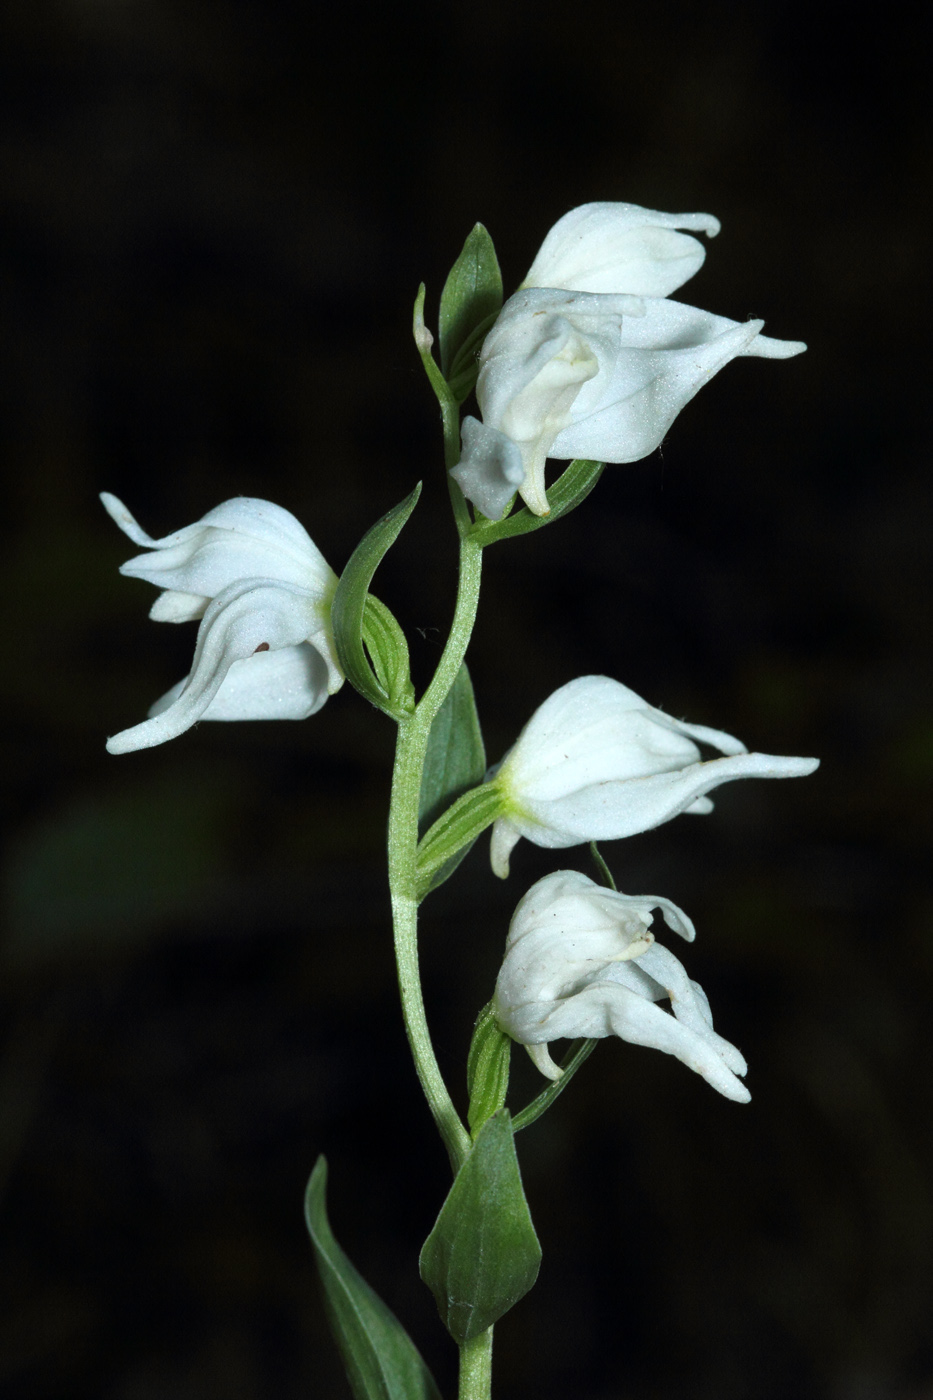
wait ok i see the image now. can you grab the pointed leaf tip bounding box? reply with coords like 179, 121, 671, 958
305, 1157, 443, 1400
419, 1110, 541, 1343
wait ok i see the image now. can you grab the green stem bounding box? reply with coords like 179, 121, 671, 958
458, 1327, 493, 1400
387, 371, 493, 1399
386, 493, 484, 1172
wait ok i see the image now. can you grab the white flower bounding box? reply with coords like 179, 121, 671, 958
494, 870, 750, 1101
488, 676, 819, 877
102, 493, 343, 753
450, 202, 806, 518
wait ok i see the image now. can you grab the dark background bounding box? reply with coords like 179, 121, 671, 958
1, 2, 929, 1397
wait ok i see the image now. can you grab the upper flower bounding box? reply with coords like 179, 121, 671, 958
450, 201, 806, 519
488, 676, 819, 876
102, 493, 342, 753
493, 870, 750, 1101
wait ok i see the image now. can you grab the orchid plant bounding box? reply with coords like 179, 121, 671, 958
104, 203, 817, 1400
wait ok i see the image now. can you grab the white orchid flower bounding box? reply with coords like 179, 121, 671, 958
450, 202, 806, 518
493, 869, 750, 1102
101, 493, 343, 754
488, 676, 818, 877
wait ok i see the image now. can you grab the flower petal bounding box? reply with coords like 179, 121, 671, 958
106, 579, 334, 753
506, 983, 750, 1101
548, 300, 804, 464
149, 643, 330, 723
101, 493, 337, 597
603, 945, 747, 1075
517, 750, 820, 846
501, 677, 706, 802
522, 202, 721, 298
490, 676, 818, 864
450, 417, 525, 521
148, 590, 210, 623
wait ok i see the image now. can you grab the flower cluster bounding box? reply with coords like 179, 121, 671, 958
451, 201, 805, 519
103, 199, 817, 1106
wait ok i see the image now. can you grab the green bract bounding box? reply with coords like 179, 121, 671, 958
438, 223, 503, 396
415, 783, 505, 902
419, 1110, 541, 1344
332, 485, 420, 719
470, 457, 604, 543
305, 1158, 443, 1400
466, 1003, 512, 1137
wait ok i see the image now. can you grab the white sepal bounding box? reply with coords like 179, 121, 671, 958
523, 201, 721, 298
493, 870, 749, 1102
101, 493, 336, 598
148, 642, 331, 724
106, 578, 333, 753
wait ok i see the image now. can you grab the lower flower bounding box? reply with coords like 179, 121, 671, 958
493, 870, 750, 1102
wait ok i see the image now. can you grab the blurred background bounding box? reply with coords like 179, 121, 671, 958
0, 2, 929, 1397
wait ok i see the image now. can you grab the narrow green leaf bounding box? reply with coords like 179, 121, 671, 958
419, 1110, 541, 1344
466, 1003, 512, 1137
332, 485, 421, 719
419, 664, 486, 829
438, 224, 503, 379
471, 459, 605, 546
305, 1158, 443, 1400
511, 1039, 598, 1133
415, 783, 505, 901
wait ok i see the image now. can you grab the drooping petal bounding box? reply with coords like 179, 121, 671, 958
101, 493, 337, 598
505, 982, 750, 1101
106, 579, 335, 754
602, 947, 747, 1075
149, 642, 331, 723
450, 416, 525, 520
523, 202, 721, 298
515, 750, 820, 847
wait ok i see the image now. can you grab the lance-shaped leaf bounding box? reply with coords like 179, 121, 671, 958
470, 458, 604, 546
305, 1158, 443, 1400
419, 664, 486, 829
416, 664, 487, 894
439, 224, 503, 382
415, 783, 505, 901
332, 485, 421, 719
419, 1109, 541, 1344
466, 1003, 512, 1137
